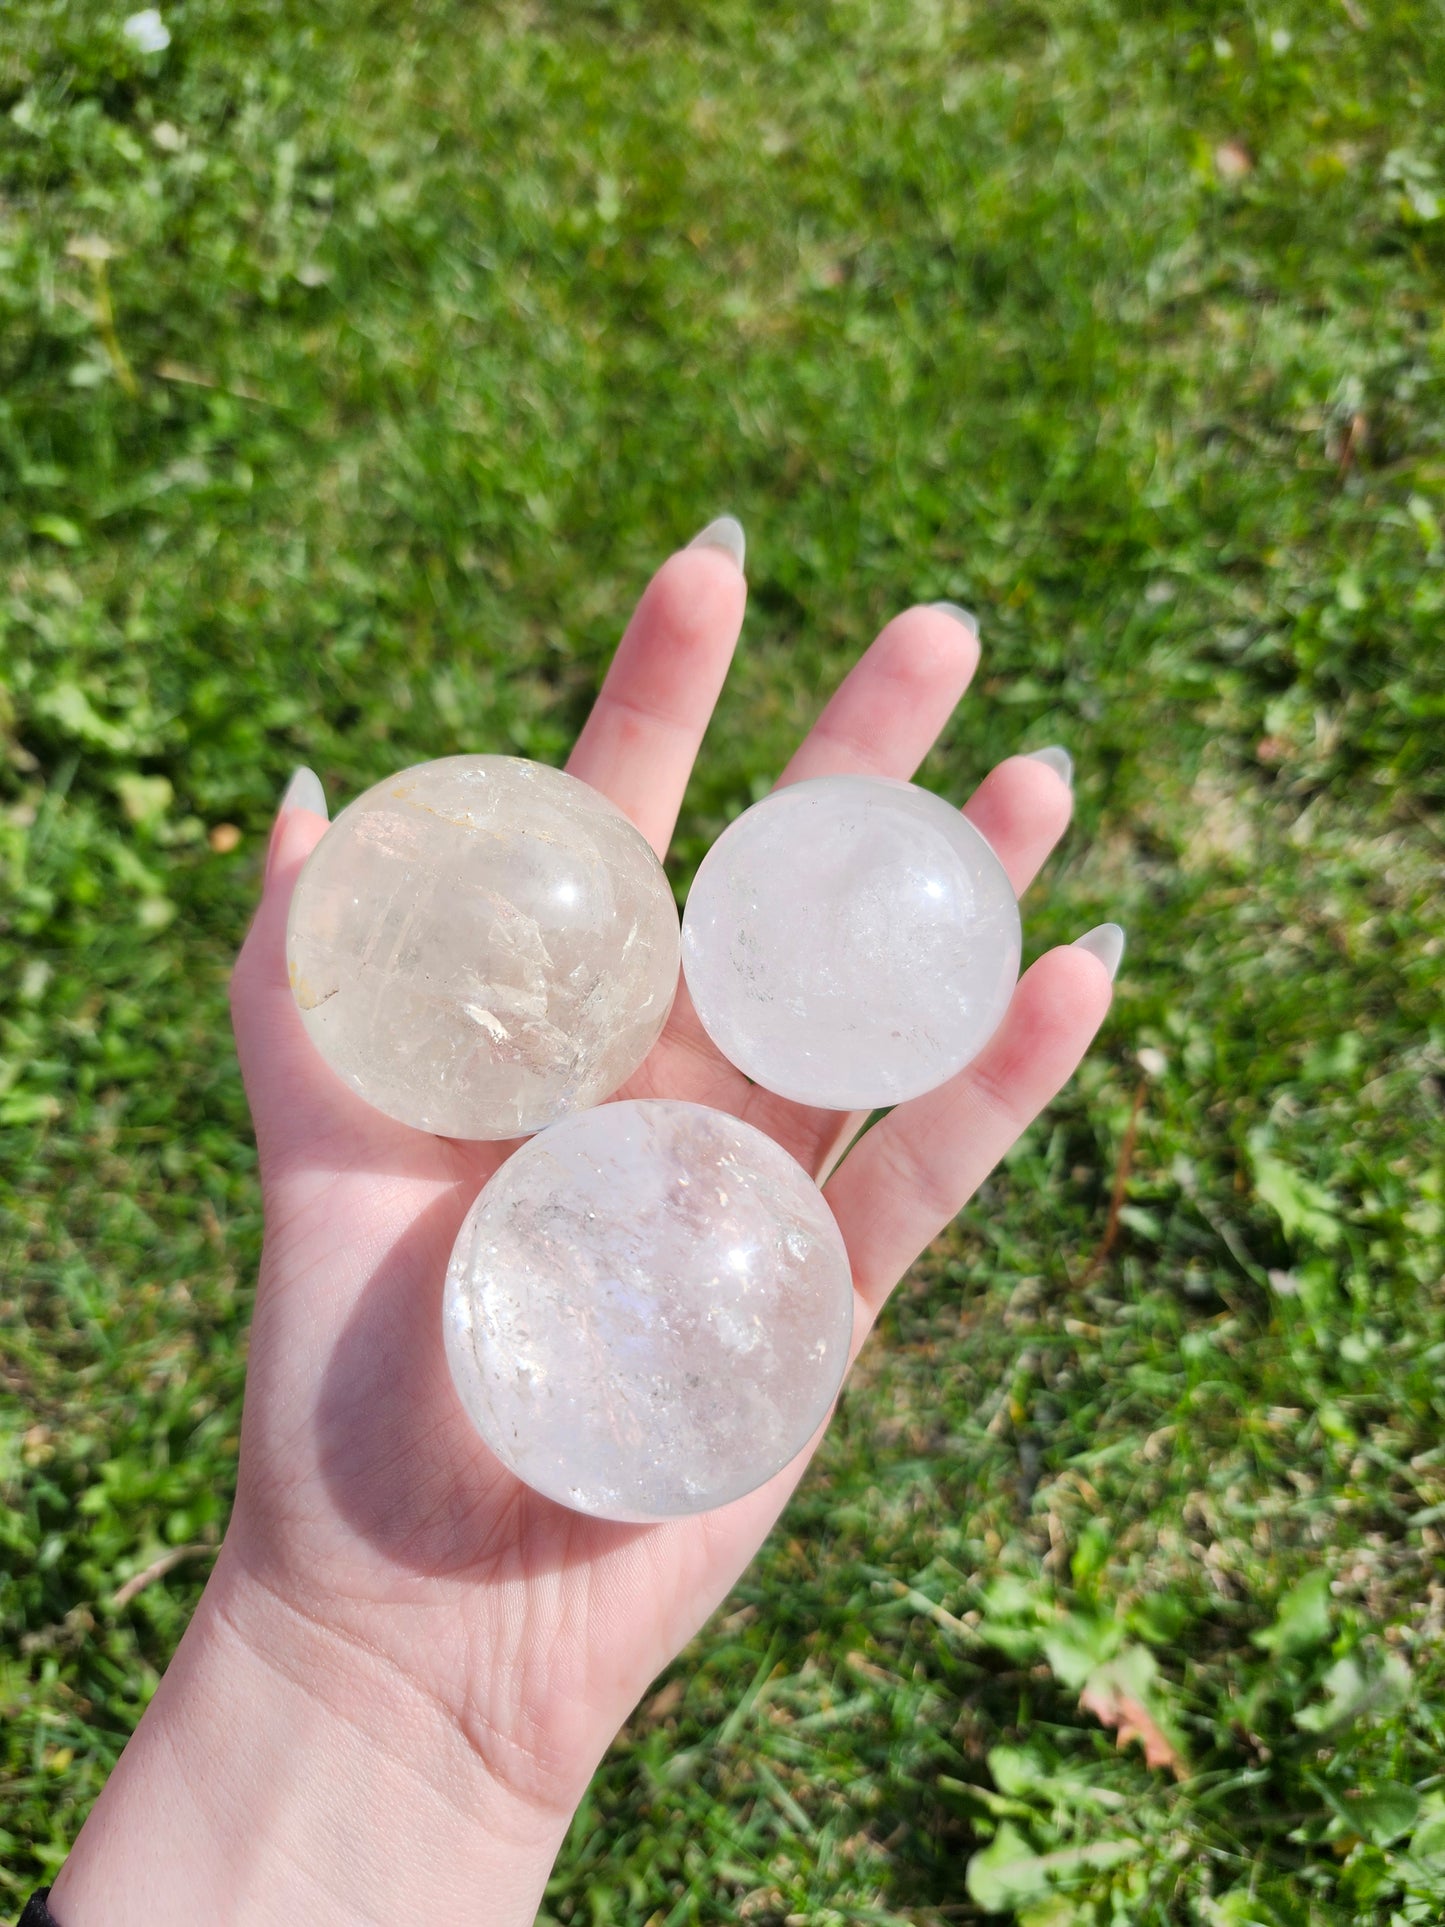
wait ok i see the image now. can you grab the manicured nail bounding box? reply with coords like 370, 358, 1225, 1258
686, 515, 746, 572
929, 601, 979, 634
1073, 922, 1125, 981
266, 766, 327, 886
1026, 745, 1073, 787
280, 766, 327, 820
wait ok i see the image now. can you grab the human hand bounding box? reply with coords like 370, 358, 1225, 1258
49, 521, 1117, 1926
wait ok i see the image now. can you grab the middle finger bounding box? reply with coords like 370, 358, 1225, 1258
776, 602, 981, 788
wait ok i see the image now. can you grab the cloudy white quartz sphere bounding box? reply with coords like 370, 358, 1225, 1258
682, 775, 1021, 1110
443, 1100, 855, 1521
286, 755, 680, 1139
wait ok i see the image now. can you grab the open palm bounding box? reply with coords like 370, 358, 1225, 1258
223, 528, 1112, 1836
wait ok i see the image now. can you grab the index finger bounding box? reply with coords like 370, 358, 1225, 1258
565, 519, 748, 855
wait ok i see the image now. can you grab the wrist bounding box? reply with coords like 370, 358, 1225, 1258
49, 1551, 578, 1927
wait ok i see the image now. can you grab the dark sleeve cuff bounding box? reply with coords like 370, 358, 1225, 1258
17, 1892, 61, 1927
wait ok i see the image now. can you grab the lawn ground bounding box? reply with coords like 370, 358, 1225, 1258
2, 2, 1444, 1920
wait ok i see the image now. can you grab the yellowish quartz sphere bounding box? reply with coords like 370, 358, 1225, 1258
286, 756, 680, 1138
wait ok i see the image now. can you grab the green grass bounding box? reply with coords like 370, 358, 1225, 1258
3, 0, 1444, 1919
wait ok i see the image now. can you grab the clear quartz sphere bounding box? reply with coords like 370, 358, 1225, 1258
443, 1099, 855, 1521
681, 774, 1021, 1110
286, 755, 680, 1139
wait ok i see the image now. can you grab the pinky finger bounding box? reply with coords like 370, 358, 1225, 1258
825, 934, 1121, 1336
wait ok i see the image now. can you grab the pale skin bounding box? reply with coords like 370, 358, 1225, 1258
48, 526, 1116, 1926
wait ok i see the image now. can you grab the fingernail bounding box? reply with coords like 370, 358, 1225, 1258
686, 515, 746, 572
1073, 922, 1125, 981
266, 767, 327, 886
929, 601, 979, 634
280, 766, 327, 820
1026, 745, 1073, 787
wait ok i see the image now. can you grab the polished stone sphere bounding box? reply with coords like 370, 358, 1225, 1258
443, 1099, 855, 1521
682, 775, 1020, 1110
286, 756, 679, 1139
